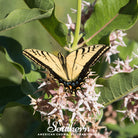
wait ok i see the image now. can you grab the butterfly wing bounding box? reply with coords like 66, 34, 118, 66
66, 45, 110, 81
23, 45, 110, 90
23, 49, 68, 81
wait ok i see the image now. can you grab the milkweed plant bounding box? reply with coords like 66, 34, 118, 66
0, 0, 138, 137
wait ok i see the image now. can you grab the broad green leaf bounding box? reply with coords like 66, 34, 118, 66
0, 0, 27, 19
11, 62, 24, 75
0, 105, 36, 138
0, 105, 44, 137
118, 39, 138, 67
0, 85, 25, 108
0, 0, 54, 33
107, 122, 138, 137
24, 0, 68, 47
0, 51, 22, 87
40, 11, 68, 47
21, 78, 42, 100
0, 36, 31, 73
84, 0, 138, 45
21, 79, 37, 95
23, 0, 54, 10
25, 70, 42, 82
90, 59, 109, 77
96, 69, 138, 107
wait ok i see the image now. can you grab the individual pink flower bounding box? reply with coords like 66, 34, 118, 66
67, 102, 86, 124
77, 90, 91, 111
66, 14, 75, 31
47, 102, 66, 120
50, 86, 67, 104
110, 30, 127, 47
105, 45, 120, 64
87, 121, 112, 138
105, 30, 127, 63
28, 95, 42, 114
117, 109, 138, 124
106, 57, 134, 78
83, 77, 103, 93
71, 0, 91, 13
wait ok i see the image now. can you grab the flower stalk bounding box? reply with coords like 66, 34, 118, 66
71, 0, 82, 50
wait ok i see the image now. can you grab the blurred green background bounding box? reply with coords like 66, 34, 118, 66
0, 0, 77, 53
0, 0, 138, 137
0, 0, 137, 53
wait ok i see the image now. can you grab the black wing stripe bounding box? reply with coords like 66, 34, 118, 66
45, 52, 63, 71
40, 50, 49, 61
58, 53, 65, 66
36, 50, 41, 56
23, 50, 47, 69
32, 49, 37, 55
81, 47, 86, 59
71, 49, 79, 77
81, 47, 85, 54
92, 45, 95, 51
58, 53, 70, 80
87, 46, 90, 53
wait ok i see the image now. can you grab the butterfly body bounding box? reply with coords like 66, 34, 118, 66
23, 45, 110, 92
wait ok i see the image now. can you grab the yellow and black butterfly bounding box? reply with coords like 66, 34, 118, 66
23, 45, 109, 92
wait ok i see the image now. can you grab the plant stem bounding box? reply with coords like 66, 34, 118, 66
71, 0, 82, 50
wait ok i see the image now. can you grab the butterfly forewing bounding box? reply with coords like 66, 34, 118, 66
23, 49, 68, 81
66, 45, 109, 81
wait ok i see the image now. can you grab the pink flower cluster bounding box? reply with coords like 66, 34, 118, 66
29, 73, 104, 126
117, 92, 138, 124
28, 72, 111, 137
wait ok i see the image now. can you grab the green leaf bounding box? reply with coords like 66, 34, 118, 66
11, 62, 24, 75
84, 0, 138, 45
118, 39, 138, 67
24, 0, 68, 47
21, 78, 42, 99
0, 0, 27, 19
0, 36, 31, 73
24, 0, 54, 10
0, 51, 22, 87
25, 70, 42, 82
91, 59, 109, 77
21, 78, 37, 96
40, 11, 68, 47
0, 85, 26, 109
107, 122, 138, 137
0, 0, 54, 32
96, 69, 138, 107
21, 70, 45, 98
